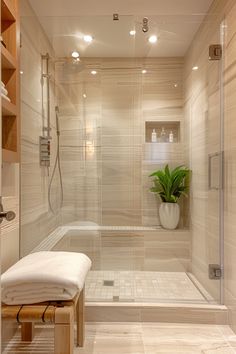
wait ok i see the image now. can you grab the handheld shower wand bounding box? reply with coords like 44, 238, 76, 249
55, 106, 60, 136
48, 106, 64, 214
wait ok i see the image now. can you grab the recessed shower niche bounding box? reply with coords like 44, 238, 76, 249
145, 121, 180, 143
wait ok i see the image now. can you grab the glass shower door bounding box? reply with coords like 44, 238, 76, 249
189, 22, 225, 304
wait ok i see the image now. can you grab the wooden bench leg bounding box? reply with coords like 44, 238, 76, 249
54, 307, 74, 354
76, 289, 85, 347
21, 322, 34, 342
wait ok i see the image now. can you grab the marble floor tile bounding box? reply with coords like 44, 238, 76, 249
3, 323, 236, 354
143, 344, 236, 354
141, 323, 236, 354
218, 325, 236, 348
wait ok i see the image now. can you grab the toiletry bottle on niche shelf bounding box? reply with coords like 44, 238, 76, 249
169, 131, 174, 143
151, 129, 157, 143
160, 127, 166, 142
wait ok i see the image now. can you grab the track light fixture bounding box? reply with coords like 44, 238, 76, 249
113, 13, 119, 21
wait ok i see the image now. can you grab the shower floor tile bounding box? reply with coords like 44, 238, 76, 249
85, 271, 208, 303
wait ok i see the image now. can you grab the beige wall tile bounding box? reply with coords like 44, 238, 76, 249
20, 0, 60, 256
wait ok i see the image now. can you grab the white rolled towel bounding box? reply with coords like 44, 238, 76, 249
1, 251, 92, 305
1, 86, 8, 96
1, 93, 10, 102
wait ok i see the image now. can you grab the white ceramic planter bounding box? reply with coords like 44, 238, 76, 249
159, 202, 180, 230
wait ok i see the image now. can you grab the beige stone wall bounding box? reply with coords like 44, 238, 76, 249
53, 229, 190, 272
20, 0, 60, 256
1, 163, 19, 273
56, 57, 187, 227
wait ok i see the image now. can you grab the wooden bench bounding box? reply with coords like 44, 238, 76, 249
2, 289, 85, 354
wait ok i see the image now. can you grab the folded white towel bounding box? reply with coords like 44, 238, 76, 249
1, 86, 8, 96
1, 251, 92, 305
1, 93, 10, 102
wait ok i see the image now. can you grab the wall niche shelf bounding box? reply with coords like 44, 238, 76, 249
145, 121, 180, 143
1, 0, 20, 163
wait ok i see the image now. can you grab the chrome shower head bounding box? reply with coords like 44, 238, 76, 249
142, 17, 149, 33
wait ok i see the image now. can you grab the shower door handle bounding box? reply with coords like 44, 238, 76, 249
0, 211, 16, 223
208, 151, 224, 190
0, 199, 16, 223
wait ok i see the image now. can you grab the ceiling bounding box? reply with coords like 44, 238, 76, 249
27, 0, 214, 58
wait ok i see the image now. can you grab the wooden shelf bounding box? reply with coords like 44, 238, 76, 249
2, 96, 17, 116
1, 0, 19, 163
1, 0, 16, 22
2, 148, 18, 163
1, 44, 16, 69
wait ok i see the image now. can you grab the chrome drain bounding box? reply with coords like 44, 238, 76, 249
103, 280, 114, 287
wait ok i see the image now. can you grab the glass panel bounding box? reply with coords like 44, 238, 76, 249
184, 22, 224, 304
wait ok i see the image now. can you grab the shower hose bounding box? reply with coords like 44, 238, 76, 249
48, 107, 64, 214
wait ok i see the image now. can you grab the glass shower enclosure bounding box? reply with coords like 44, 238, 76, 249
20, 9, 225, 304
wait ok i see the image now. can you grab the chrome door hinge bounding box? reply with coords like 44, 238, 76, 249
209, 264, 222, 279
209, 44, 222, 60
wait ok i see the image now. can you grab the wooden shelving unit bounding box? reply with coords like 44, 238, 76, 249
1, 0, 20, 163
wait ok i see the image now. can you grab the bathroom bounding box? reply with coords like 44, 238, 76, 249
1, 0, 236, 352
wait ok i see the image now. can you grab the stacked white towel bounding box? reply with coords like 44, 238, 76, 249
1, 251, 92, 305
1, 81, 10, 102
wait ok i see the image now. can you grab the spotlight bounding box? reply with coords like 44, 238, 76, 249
148, 35, 157, 43
142, 69, 147, 74
129, 30, 136, 36
71, 51, 80, 58
192, 66, 199, 71
91, 70, 97, 75
83, 35, 93, 43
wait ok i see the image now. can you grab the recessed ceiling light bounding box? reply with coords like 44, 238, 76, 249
83, 93, 87, 98
20, 70, 24, 75
72, 51, 80, 58
83, 35, 93, 43
192, 66, 199, 71
148, 35, 157, 44
129, 30, 136, 36
142, 69, 147, 74
174, 83, 178, 88
91, 70, 97, 75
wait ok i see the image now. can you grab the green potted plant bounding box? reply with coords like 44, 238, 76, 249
149, 164, 190, 229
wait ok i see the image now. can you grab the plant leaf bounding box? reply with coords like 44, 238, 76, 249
149, 164, 191, 203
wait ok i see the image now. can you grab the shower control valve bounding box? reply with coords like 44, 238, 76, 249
40, 136, 51, 167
